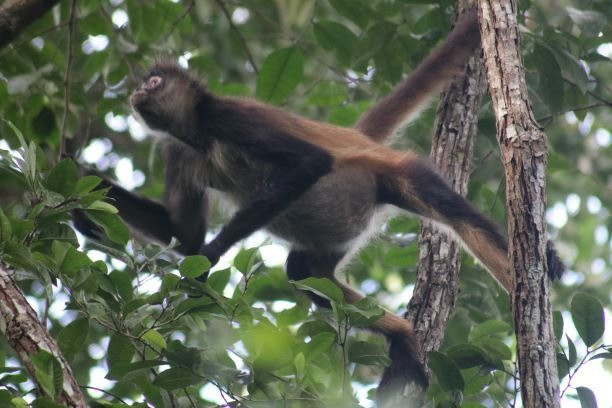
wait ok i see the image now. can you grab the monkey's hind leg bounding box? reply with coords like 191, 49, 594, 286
286, 250, 428, 397
378, 157, 564, 291
378, 158, 514, 291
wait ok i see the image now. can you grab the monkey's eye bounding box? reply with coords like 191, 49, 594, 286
144, 75, 163, 91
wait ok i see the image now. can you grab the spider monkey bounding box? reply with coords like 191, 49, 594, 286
77, 10, 563, 401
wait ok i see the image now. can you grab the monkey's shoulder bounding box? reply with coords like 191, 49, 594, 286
163, 139, 265, 194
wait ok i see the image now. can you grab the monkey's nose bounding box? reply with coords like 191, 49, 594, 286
130, 90, 148, 107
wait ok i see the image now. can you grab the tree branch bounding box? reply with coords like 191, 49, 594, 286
59, 0, 77, 161
214, 0, 259, 73
0, 265, 88, 407
0, 0, 60, 49
391, 1, 486, 404
479, 1, 560, 407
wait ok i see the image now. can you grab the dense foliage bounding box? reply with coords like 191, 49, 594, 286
0, 1, 610, 407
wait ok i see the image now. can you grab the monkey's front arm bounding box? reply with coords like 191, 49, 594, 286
176, 127, 334, 265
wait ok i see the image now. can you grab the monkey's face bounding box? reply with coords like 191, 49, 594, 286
130, 64, 199, 137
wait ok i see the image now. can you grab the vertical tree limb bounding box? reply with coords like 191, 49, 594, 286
0, 0, 60, 49
391, 1, 485, 404
0, 266, 88, 407
478, 1, 560, 407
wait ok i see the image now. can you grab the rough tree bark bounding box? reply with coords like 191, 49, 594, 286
388, 1, 486, 405
478, 1, 560, 407
0, 0, 60, 49
0, 266, 88, 407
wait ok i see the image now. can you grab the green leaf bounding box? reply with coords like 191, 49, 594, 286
348, 340, 390, 366
153, 367, 202, 390
31, 107, 56, 139
566, 334, 577, 366
589, 352, 612, 361
341, 297, 384, 327
179, 255, 211, 279
11, 396, 29, 408
355, 21, 397, 68
0, 390, 12, 403
106, 360, 165, 380
306, 81, 348, 106
553, 311, 564, 342
60, 247, 92, 278
469, 320, 512, 341
141, 329, 166, 352
557, 352, 570, 380
31, 396, 65, 408
304, 332, 336, 357
73, 175, 102, 196
31, 350, 62, 399
576, 386, 598, 408
233, 247, 258, 275
0, 206, 12, 242
313, 21, 357, 64
57, 317, 89, 361
532, 44, 564, 114
160, 273, 180, 295
86, 200, 118, 213
256, 47, 304, 104
428, 351, 464, 391
110, 269, 134, 301
294, 352, 306, 381
10, 217, 35, 242
446, 344, 487, 369
477, 338, 513, 363
85, 210, 129, 245
566, 7, 606, 37
571, 293, 604, 347
46, 159, 78, 197
291, 277, 344, 304
329, 0, 370, 27
164, 341, 202, 369
544, 43, 589, 93
107, 333, 135, 368
207, 268, 231, 293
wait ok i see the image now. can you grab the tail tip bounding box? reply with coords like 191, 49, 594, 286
546, 241, 565, 281
377, 333, 428, 404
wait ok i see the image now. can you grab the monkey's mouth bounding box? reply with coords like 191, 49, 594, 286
130, 90, 148, 108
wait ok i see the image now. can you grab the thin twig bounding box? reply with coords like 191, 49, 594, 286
165, 0, 195, 38
562, 77, 612, 107
59, 0, 78, 162
560, 344, 606, 398
214, 0, 259, 73
183, 388, 197, 407
0, 21, 70, 61
80, 385, 128, 404
537, 102, 611, 128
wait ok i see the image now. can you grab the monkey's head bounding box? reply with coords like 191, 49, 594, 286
130, 62, 204, 137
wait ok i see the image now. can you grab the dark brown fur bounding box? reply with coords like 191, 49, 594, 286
75, 10, 563, 403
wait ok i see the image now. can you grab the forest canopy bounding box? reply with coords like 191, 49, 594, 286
0, 1, 610, 407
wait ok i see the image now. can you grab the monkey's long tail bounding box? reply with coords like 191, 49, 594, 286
355, 8, 480, 143
382, 158, 564, 292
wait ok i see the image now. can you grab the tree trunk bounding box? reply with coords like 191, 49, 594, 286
0, 0, 60, 49
478, 1, 560, 407
0, 266, 88, 407
394, 1, 485, 404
